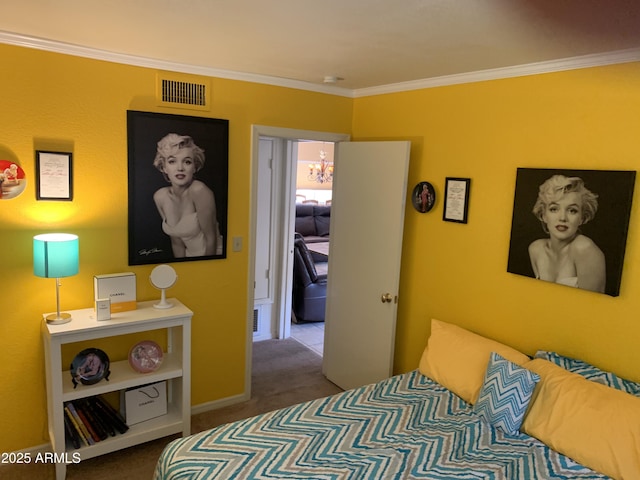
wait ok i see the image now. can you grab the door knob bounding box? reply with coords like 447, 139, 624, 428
381, 293, 393, 303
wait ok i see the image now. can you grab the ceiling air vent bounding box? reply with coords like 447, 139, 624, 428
156, 72, 211, 111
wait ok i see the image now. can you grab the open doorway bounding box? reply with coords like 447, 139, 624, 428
252, 137, 335, 343
248, 128, 410, 393
290, 141, 334, 355
246, 126, 349, 395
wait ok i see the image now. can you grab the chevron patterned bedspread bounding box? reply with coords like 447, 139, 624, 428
154, 371, 608, 479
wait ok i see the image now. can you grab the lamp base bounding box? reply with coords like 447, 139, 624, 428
45, 312, 72, 325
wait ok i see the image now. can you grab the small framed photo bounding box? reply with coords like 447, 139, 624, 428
443, 177, 471, 223
36, 151, 73, 201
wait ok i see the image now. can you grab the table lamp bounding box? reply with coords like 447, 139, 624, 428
33, 233, 79, 324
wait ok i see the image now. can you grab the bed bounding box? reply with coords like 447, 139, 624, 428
153, 370, 606, 479
154, 319, 640, 479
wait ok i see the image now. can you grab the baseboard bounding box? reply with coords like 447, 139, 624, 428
191, 392, 250, 416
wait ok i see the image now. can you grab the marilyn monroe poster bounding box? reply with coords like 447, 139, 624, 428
506, 168, 635, 297
127, 111, 229, 265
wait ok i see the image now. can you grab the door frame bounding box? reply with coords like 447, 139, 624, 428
246, 125, 350, 395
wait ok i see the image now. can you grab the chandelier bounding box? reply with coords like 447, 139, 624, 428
307, 150, 333, 184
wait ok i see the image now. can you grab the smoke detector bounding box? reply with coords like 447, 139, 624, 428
323, 76, 344, 84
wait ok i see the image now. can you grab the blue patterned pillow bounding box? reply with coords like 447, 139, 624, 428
534, 351, 640, 398
474, 352, 540, 435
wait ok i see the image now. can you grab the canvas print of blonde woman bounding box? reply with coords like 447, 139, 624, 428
528, 175, 605, 293
506, 168, 636, 298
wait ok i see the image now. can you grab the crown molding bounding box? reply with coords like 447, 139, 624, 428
353, 48, 640, 98
0, 30, 354, 98
1, 30, 638, 99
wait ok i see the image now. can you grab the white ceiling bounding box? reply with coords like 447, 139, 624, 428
2, 0, 640, 95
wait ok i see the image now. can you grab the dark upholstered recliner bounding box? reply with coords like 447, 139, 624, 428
292, 235, 327, 322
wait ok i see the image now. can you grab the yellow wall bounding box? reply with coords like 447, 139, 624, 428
0, 43, 352, 451
3, 40, 640, 454
352, 62, 640, 382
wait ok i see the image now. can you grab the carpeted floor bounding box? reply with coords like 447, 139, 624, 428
3, 338, 342, 480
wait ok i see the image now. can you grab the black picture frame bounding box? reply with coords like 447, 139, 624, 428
127, 110, 229, 265
443, 177, 471, 223
411, 181, 436, 213
35, 150, 73, 201
506, 168, 636, 297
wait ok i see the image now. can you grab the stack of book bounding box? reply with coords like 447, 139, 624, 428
63, 395, 129, 449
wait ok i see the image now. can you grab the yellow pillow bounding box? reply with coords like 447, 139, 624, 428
522, 359, 640, 480
418, 319, 530, 404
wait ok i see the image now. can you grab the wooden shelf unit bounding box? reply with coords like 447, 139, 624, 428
42, 299, 192, 480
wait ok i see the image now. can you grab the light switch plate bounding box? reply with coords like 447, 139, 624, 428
232, 236, 242, 252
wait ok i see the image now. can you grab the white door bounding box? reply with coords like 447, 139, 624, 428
323, 141, 410, 390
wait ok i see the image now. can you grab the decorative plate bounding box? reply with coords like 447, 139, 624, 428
70, 348, 110, 388
412, 181, 436, 213
129, 340, 164, 373
0, 160, 27, 200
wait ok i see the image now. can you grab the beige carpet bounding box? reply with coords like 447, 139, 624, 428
3, 338, 342, 480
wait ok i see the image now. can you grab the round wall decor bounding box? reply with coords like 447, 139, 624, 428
0, 160, 27, 200
412, 181, 436, 213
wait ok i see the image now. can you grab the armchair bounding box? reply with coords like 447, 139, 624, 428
292, 235, 327, 322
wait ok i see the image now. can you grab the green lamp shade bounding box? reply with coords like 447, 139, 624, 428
33, 233, 79, 278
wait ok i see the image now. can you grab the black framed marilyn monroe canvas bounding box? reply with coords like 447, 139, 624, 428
506, 168, 635, 297
127, 110, 229, 265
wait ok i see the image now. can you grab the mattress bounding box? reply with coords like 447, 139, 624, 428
154, 370, 609, 479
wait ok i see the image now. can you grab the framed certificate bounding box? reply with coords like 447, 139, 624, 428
443, 177, 471, 223
36, 151, 73, 200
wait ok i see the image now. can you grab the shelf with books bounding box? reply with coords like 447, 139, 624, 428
64, 395, 129, 448
67, 402, 184, 460
42, 299, 192, 480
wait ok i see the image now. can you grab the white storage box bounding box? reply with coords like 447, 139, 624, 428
121, 381, 167, 425
94, 272, 137, 313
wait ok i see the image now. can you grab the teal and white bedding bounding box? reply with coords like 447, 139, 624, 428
154, 370, 608, 479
